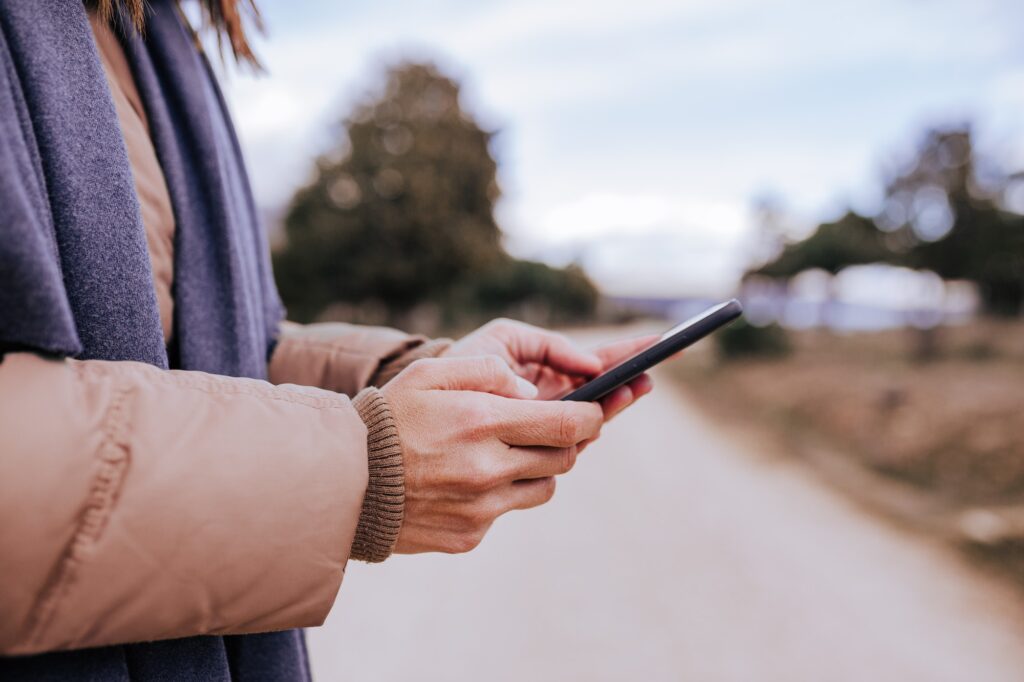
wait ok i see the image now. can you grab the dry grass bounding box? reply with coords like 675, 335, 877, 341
671, 320, 1024, 506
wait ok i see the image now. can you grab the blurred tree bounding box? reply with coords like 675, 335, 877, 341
750, 125, 1024, 316
715, 319, 790, 359
880, 127, 1024, 316
274, 62, 501, 321
455, 258, 598, 321
751, 210, 896, 278
273, 61, 598, 327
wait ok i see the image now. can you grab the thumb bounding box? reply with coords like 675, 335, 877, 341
404, 356, 538, 399
501, 323, 603, 377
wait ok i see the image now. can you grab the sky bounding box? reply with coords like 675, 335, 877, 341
214, 0, 1024, 298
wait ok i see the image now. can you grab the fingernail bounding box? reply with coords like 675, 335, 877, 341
515, 376, 539, 399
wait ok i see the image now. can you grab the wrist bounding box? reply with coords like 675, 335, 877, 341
372, 338, 452, 386
351, 387, 405, 562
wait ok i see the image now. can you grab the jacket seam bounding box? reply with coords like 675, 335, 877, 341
82, 362, 350, 411
279, 334, 419, 360
25, 381, 134, 649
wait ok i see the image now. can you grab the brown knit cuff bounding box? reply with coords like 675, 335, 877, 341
371, 338, 453, 386
351, 387, 405, 562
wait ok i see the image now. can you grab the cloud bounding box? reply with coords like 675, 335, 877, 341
580, 227, 753, 297
503, 193, 751, 296
535, 193, 746, 243
221, 0, 1024, 295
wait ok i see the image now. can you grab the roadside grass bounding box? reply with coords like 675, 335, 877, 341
669, 318, 1024, 586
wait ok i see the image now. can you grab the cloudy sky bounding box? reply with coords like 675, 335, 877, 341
216, 0, 1024, 297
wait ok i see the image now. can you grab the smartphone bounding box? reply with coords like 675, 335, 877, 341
561, 298, 743, 402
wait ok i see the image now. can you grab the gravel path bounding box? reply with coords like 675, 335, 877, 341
307, 329, 1024, 681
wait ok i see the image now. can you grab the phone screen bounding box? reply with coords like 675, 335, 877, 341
561, 299, 743, 402
657, 300, 736, 341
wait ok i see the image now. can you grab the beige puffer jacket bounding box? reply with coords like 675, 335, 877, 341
0, 324, 437, 656
0, 12, 445, 657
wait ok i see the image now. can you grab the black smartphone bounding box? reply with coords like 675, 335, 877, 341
561, 298, 743, 402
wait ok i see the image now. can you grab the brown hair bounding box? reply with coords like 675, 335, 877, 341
88, 0, 263, 68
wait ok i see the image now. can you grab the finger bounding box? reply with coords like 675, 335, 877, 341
404, 356, 537, 398
600, 385, 634, 421
600, 373, 653, 422
594, 334, 660, 369
500, 320, 603, 377
490, 396, 603, 447
501, 444, 579, 481
505, 477, 558, 511
631, 373, 654, 397
531, 364, 578, 401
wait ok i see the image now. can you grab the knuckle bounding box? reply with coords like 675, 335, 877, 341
557, 405, 602, 445
472, 498, 502, 525
465, 469, 489, 493
471, 528, 488, 548
452, 538, 474, 554
559, 411, 581, 444
449, 530, 485, 554
494, 317, 519, 331
481, 354, 507, 377
578, 405, 603, 437
445, 535, 469, 554
459, 401, 495, 436
466, 459, 500, 491
478, 355, 516, 393
540, 477, 557, 503
560, 445, 578, 473
403, 358, 431, 380
464, 421, 493, 443
523, 478, 557, 509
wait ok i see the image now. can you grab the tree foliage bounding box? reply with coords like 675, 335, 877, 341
715, 319, 791, 359
273, 61, 598, 327
752, 211, 896, 277
882, 128, 1024, 314
751, 126, 1024, 315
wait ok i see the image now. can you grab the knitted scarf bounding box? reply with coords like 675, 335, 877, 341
0, 1, 301, 679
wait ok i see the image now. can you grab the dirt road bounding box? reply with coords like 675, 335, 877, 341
307, 329, 1024, 681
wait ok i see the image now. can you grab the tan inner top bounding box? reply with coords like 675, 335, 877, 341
88, 12, 176, 342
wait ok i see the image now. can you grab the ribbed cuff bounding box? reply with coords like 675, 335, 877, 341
351, 387, 405, 562
372, 338, 453, 386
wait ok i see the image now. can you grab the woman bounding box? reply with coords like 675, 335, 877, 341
0, 1, 653, 680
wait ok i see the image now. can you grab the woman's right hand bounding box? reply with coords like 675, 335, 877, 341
382, 355, 604, 554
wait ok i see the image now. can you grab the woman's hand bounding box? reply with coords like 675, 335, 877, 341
382, 355, 604, 554
587, 334, 660, 420
444, 318, 657, 422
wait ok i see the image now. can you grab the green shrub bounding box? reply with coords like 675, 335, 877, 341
716, 319, 791, 359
